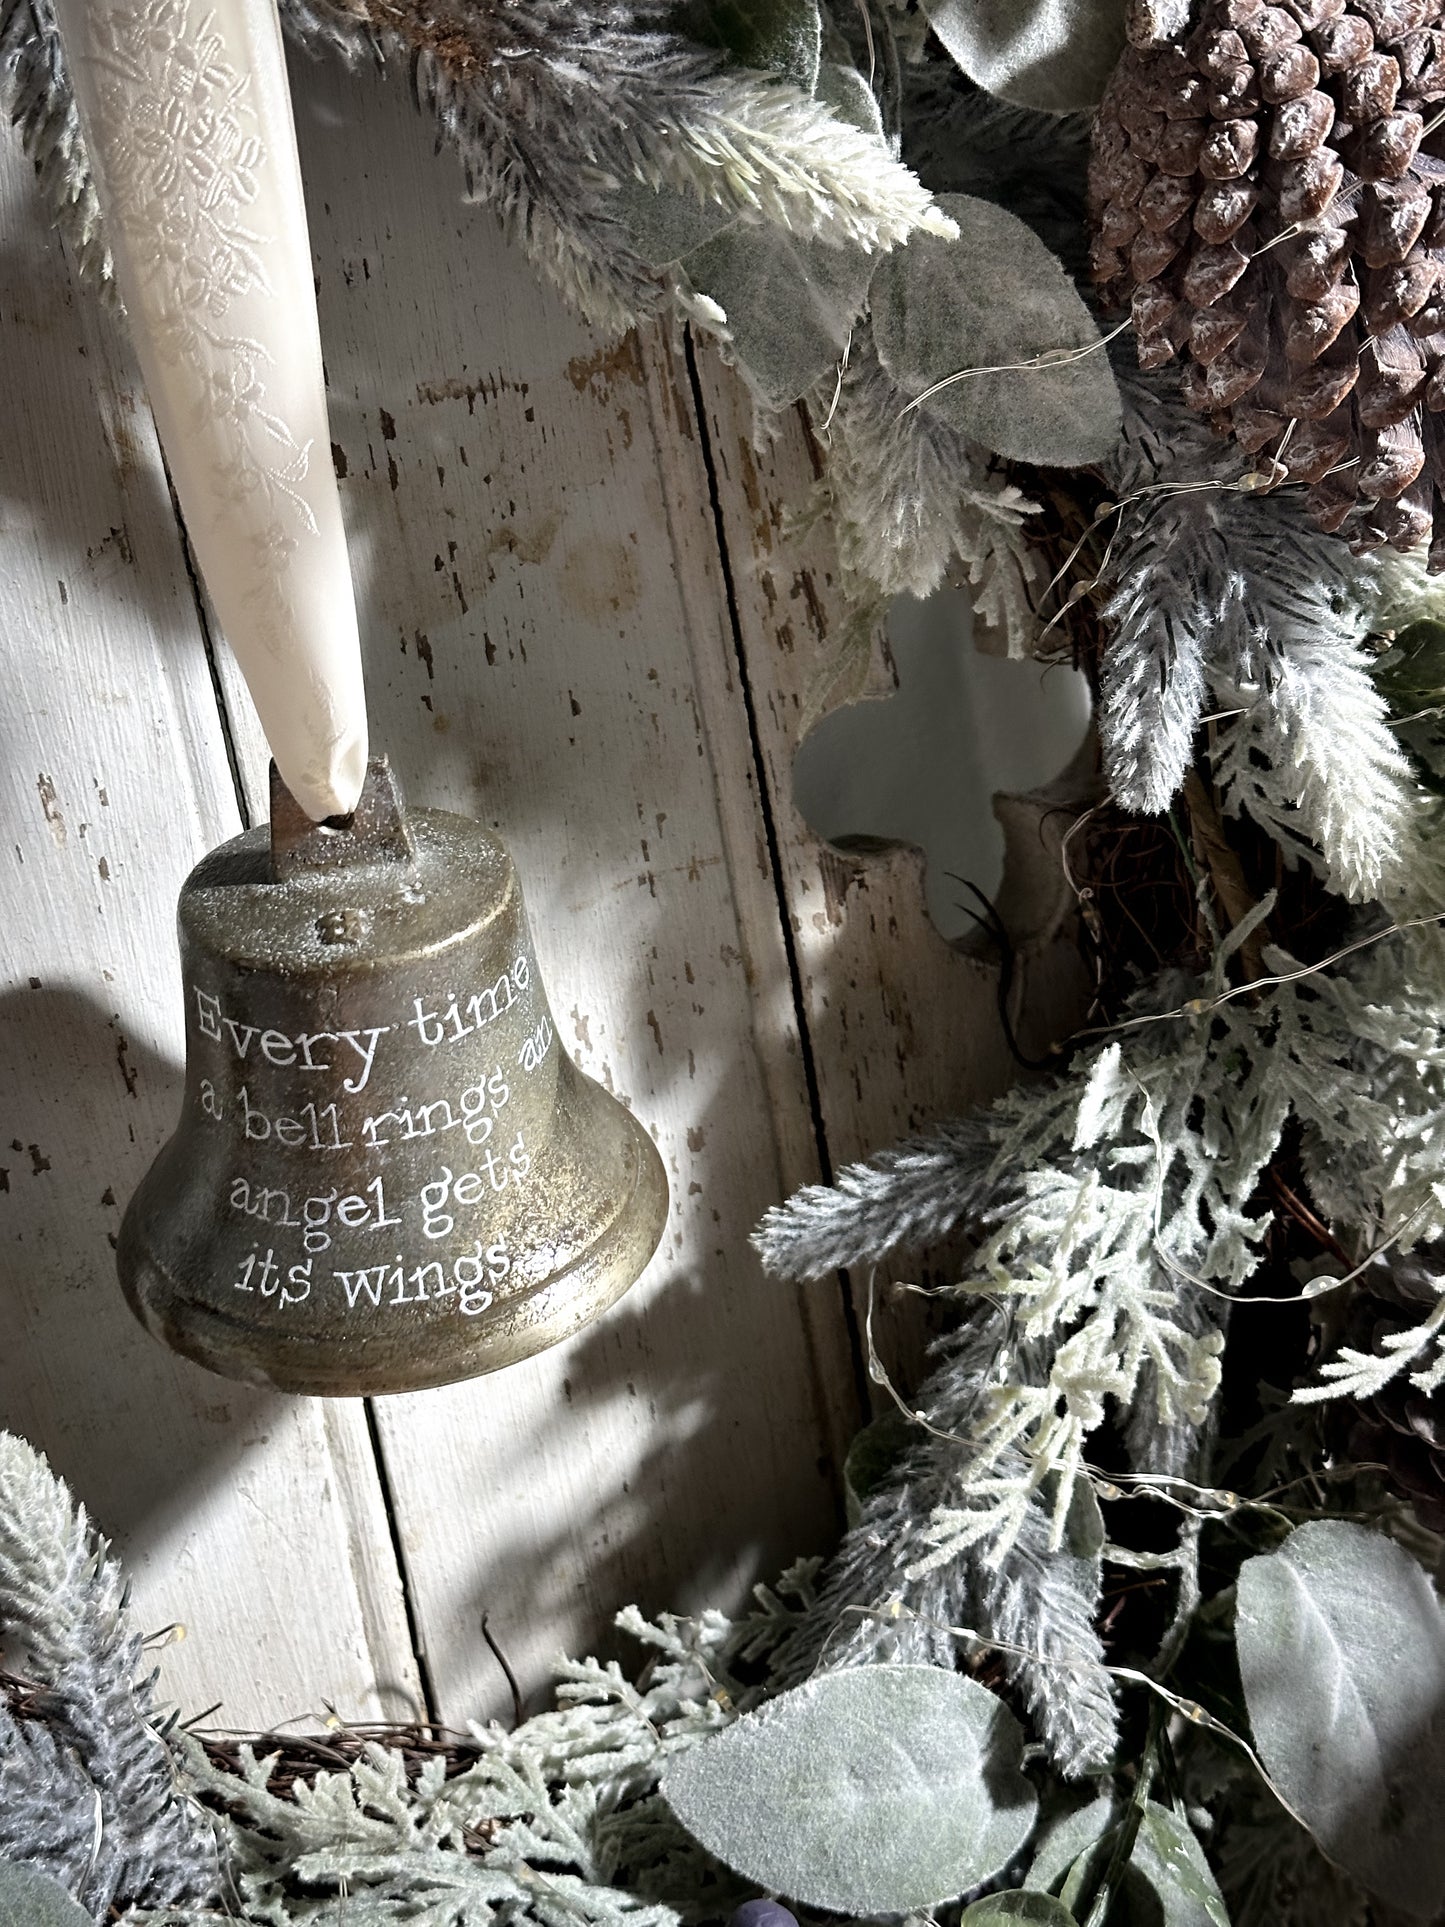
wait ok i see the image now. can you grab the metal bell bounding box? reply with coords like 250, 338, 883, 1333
118, 759, 669, 1395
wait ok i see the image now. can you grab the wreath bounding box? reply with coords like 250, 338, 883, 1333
5, 0, 1445, 1921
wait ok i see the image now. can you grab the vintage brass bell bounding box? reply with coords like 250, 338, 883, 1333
119, 759, 669, 1396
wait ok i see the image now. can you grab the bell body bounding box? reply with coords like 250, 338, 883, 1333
119, 763, 669, 1395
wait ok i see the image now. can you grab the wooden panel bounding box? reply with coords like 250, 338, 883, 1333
681, 354, 1094, 1385
199, 56, 864, 1720
0, 33, 1089, 1731
0, 129, 421, 1727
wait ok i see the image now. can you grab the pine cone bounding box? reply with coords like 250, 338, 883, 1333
1089, 0, 1445, 567
1334, 1245, 1445, 1531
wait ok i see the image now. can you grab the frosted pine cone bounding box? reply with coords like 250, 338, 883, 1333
1089, 0, 1445, 566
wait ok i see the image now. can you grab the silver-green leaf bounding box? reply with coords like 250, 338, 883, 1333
920, 0, 1127, 111
661, 1665, 1038, 1913
0, 1861, 92, 1927
1236, 1520, 1445, 1919
608, 181, 742, 268
815, 59, 884, 138
681, 224, 872, 408
1136, 1808, 1230, 1927
870, 193, 1122, 466
675, 0, 822, 92
963, 1893, 1080, 1925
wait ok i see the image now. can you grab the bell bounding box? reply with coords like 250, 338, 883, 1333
118, 759, 669, 1396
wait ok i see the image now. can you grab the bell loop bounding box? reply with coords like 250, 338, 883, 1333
270, 755, 416, 880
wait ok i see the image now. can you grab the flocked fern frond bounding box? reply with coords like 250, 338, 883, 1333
815, 337, 1045, 645
118, 1575, 827, 1927
761, 1309, 1117, 1779
757, 922, 1445, 1566
1210, 639, 1445, 909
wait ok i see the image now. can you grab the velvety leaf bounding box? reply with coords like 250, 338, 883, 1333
681, 224, 872, 408
662, 1665, 1038, 1913
1060, 1473, 1105, 1561
962, 1893, 1079, 1925
609, 181, 742, 268
920, 0, 1127, 111
815, 59, 884, 138
676, 0, 822, 91
1236, 1520, 1445, 1918
0, 1861, 91, 1927
870, 193, 1122, 465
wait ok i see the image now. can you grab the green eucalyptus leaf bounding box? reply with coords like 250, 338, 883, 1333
815, 58, 885, 138
1376, 618, 1445, 705
1025, 1794, 1115, 1898
681, 224, 872, 408
843, 1408, 915, 1526
1236, 1520, 1445, 1919
870, 193, 1122, 466
1136, 1808, 1230, 1927
0, 1861, 92, 1927
1026, 1798, 1227, 1927
675, 0, 822, 91
608, 181, 742, 268
962, 1893, 1079, 1925
661, 1664, 1038, 1913
1374, 619, 1445, 795
920, 0, 1127, 112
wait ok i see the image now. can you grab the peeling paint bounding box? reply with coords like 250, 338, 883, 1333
36, 773, 65, 846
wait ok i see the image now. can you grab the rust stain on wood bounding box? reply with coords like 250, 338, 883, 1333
487, 509, 561, 566
566, 336, 643, 399
559, 536, 641, 621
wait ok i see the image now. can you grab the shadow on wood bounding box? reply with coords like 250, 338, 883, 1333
0, 983, 279, 1550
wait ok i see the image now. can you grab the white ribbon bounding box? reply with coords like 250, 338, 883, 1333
52, 0, 368, 820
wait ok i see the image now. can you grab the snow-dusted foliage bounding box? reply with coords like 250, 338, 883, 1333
758, 914, 1445, 1598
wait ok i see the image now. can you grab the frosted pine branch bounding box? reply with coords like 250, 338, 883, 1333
0, 1434, 221, 1918
1093, 369, 1445, 909
766, 1313, 1119, 1778
817, 340, 1045, 642
4, 0, 950, 336
754, 1110, 1000, 1280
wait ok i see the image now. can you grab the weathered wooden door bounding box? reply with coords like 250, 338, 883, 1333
0, 50, 1082, 1727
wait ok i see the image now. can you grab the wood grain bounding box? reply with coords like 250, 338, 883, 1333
681, 351, 1094, 1387
0, 123, 421, 1730
0, 40, 1089, 1732
245, 58, 860, 1721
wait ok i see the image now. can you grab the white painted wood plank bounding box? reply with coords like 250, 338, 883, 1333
196, 55, 865, 1721
0, 133, 422, 1727
683, 356, 1095, 1383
